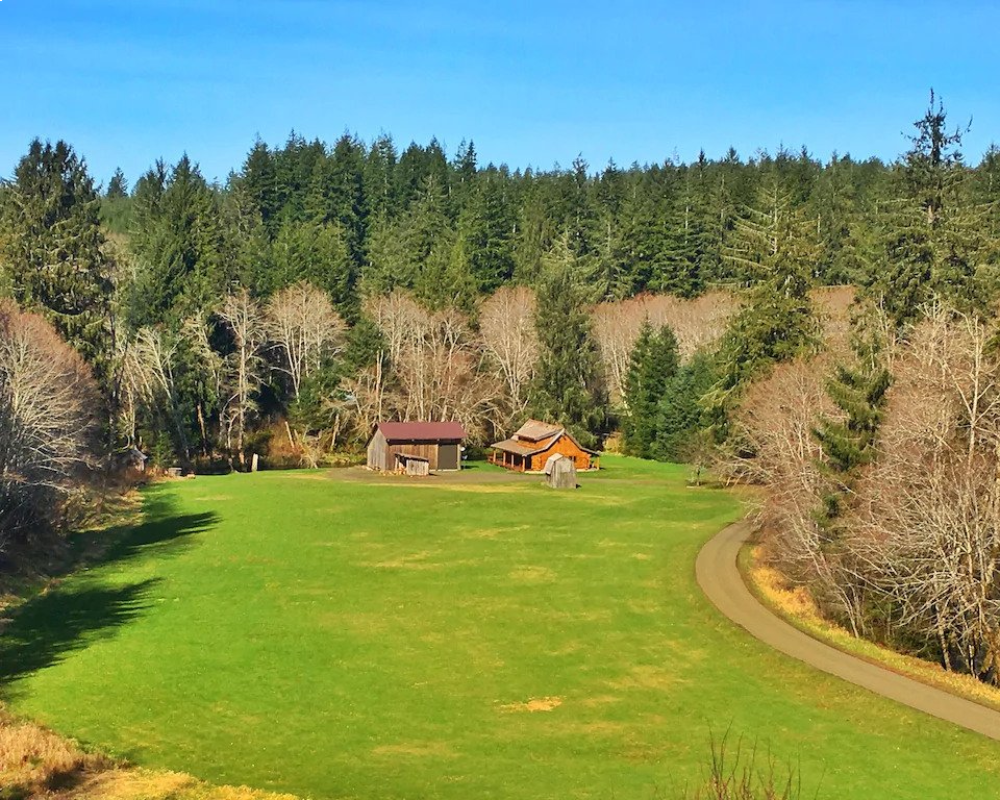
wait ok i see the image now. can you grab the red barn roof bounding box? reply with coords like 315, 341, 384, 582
376, 421, 467, 442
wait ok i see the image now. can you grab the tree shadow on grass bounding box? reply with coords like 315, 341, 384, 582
0, 578, 161, 699
0, 487, 219, 699
72, 484, 217, 568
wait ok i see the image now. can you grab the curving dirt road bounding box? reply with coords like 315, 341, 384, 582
696, 520, 1000, 741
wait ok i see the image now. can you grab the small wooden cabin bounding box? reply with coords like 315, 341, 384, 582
490, 420, 599, 473
544, 453, 577, 489
367, 421, 467, 472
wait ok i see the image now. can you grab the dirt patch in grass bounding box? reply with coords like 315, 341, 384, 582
498, 697, 563, 713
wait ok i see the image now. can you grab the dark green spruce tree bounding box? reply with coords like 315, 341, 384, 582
812, 354, 891, 520
106, 168, 128, 199
128, 156, 228, 326
653, 351, 718, 462
622, 320, 680, 457
0, 139, 114, 380
529, 240, 608, 447
706, 179, 820, 429
868, 92, 992, 326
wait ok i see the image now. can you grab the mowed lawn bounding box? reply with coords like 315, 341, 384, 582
4, 457, 1000, 799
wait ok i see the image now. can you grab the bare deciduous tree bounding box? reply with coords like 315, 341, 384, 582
359, 291, 502, 442
850, 306, 1000, 677
0, 302, 99, 544
218, 289, 267, 467
266, 282, 346, 400
479, 286, 538, 423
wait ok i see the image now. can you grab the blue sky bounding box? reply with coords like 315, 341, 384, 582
3, 0, 999, 187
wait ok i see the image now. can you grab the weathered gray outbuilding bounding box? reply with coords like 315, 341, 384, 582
544, 453, 577, 489
366, 421, 467, 472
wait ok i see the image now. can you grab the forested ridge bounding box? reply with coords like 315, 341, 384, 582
5, 95, 1000, 686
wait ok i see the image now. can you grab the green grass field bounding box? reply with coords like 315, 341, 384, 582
3, 457, 999, 799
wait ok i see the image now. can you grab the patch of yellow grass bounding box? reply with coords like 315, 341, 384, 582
607, 664, 679, 692
69, 769, 300, 799
751, 555, 826, 625
430, 484, 522, 494
498, 697, 563, 713
0, 711, 301, 800
461, 524, 530, 539
508, 565, 557, 583
362, 550, 439, 570
746, 546, 1000, 713
579, 694, 621, 708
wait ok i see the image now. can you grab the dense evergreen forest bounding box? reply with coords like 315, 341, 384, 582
2, 95, 998, 473
6, 95, 1000, 684
3, 95, 999, 472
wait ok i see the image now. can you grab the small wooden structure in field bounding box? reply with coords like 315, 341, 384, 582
394, 452, 430, 477
544, 453, 577, 489
367, 421, 467, 473
490, 419, 599, 473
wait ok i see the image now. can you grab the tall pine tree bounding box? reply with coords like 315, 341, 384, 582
1, 139, 114, 380
529, 240, 608, 447
622, 320, 680, 457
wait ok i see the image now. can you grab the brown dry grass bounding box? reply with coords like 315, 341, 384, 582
0, 709, 302, 800
0, 712, 112, 795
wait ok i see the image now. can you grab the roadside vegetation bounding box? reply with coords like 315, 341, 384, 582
745, 546, 1000, 714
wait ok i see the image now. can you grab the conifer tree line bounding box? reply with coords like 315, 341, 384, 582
1, 94, 999, 492
5, 93, 1000, 686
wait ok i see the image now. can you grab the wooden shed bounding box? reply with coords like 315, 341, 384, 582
544, 453, 577, 489
394, 452, 430, 477
490, 419, 599, 473
367, 421, 467, 472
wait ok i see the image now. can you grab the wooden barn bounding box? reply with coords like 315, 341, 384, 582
490, 419, 599, 473
366, 421, 467, 473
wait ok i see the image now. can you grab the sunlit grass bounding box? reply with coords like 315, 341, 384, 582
5, 457, 1000, 799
